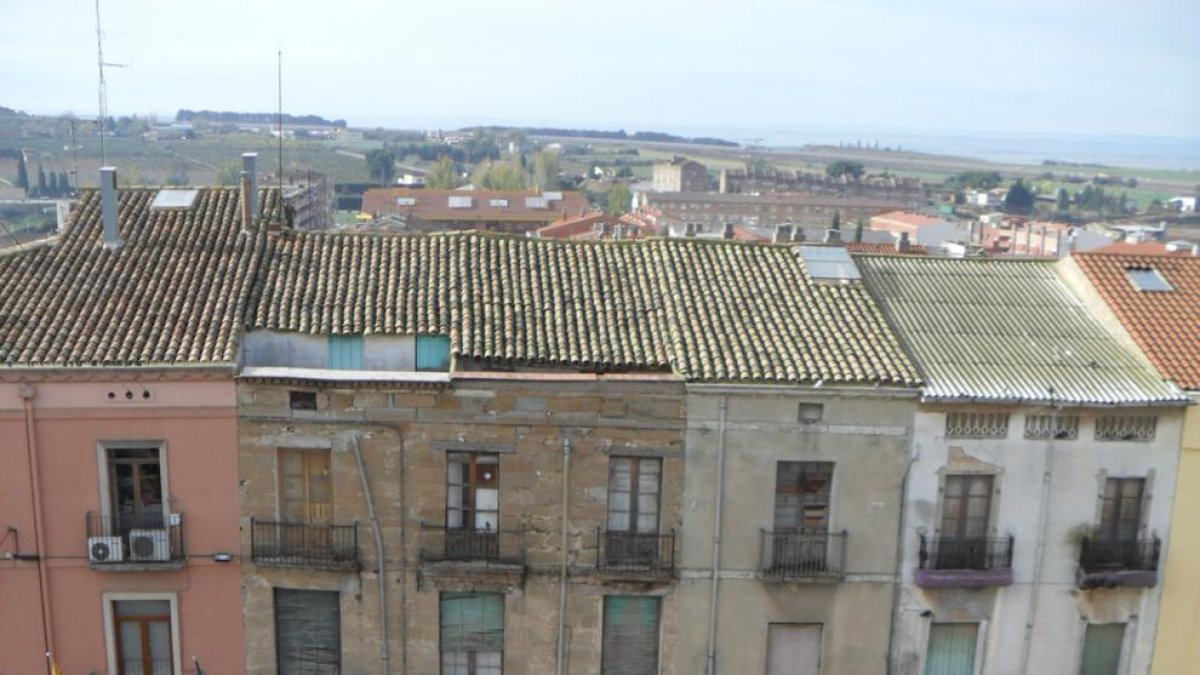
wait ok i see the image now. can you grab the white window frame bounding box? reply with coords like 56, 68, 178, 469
96, 440, 172, 519
102, 591, 183, 675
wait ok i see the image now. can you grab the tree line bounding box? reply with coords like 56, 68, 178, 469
175, 110, 347, 128
14, 154, 71, 198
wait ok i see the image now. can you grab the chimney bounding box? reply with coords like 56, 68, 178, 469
723, 222, 735, 240
242, 152, 259, 218
774, 224, 793, 243
240, 171, 253, 231
896, 232, 911, 253
100, 166, 122, 249
824, 228, 841, 244
601, 222, 614, 237
792, 229, 806, 243
1192, 243, 1199, 257
614, 224, 626, 240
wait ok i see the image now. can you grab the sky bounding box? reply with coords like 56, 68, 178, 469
2, 0, 1198, 141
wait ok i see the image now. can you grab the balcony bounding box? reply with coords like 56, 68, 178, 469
1077, 536, 1160, 589
86, 512, 185, 570
595, 529, 675, 579
915, 534, 1013, 588
759, 529, 846, 581
250, 518, 361, 571
418, 526, 526, 592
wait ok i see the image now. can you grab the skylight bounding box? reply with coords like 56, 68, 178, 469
543, 191, 563, 201
150, 189, 199, 210
1127, 268, 1172, 292
797, 245, 861, 283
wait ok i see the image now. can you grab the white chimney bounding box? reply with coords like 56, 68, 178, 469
240, 171, 253, 231
242, 152, 259, 219
100, 167, 122, 249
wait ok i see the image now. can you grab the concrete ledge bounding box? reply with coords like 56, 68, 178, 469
89, 561, 187, 572
1077, 568, 1157, 590
914, 567, 1013, 588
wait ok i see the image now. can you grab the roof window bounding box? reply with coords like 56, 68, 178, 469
150, 189, 199, 210
1127, 268, 1172, 292
797, 245, 861, 283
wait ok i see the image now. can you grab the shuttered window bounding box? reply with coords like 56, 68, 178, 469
602, 596, 660, 675
775, 462, 833, 531
275, 589, 340, 675
417, 335, 452, 371
1080, 623, 1124, 675
328, 335, 364, 370
766, 624, 822, 675
1099, 479, 1144, 543
924, 623, 977, 675
279, 449, 332, 524
441, 593, 504, 675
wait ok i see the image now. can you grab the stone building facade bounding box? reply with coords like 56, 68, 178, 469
653, 158, 709, 193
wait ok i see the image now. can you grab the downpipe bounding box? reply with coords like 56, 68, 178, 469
351, 434, 390, 675
20, 384, 54, 675
555, 437, 572, 675
704, 396, 728, 675
1019, 401, 1059, 674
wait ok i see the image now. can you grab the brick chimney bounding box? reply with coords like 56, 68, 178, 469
100, 167, 122, 249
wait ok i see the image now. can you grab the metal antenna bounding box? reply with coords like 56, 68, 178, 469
94, 0, 127, 167
278, 49, 283, 201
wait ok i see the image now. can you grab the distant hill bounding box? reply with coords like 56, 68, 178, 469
468, 125, 738, 148
175, 109, 347, 128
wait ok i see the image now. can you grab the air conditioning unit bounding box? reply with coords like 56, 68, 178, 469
88, 536, 124, 563
128, 529, 171, 562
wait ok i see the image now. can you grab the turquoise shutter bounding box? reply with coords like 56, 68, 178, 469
440, 592, 504, 652
1080, 624, 1124, 675
602, 596, 660, 675
924, 623, 977, 675
416, 335, 451, 371
328, 335, 364, 370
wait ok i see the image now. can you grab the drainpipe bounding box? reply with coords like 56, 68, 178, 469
20, 384, 54, 675
1019, 399, 1058, 674
555, 437, 572, 675
351, 434, 390, 675
705, 396, 728, 675
885, 432, 920, 674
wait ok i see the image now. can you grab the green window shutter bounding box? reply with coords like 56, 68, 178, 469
602, 596, 660, 675
275, 589, 341, 674
924, 623, 977, 675
440, 592, 504, 653
1080, 624, 1124, 675
328, 335, 364, 370
416, 335, 451, 371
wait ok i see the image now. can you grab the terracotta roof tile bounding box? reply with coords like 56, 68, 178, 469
1073, 252, 1200, 390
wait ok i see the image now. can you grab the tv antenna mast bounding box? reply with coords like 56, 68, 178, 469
94, 0, 128, 167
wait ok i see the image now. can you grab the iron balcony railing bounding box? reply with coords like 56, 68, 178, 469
918, 534, 1013, 571
86, 511, 185, 565
1079, 536, 1160, 573
250, 518, 360, 570
419, 525, 525, 565
760, 529, 847, 577
596, 528, 675, 574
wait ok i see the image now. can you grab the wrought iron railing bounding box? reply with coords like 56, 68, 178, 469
1079, 535, 1160, 573
760, 529, 846, 577
596, 528, 675, 574
918, 534, 1013, 571
419, 525, 525, 565
250, 518, 360, 570
86, 511, 185, 564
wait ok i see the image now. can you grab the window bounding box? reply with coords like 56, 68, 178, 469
441, 592, 504, 675
945, 412, 1009, 439
767, 624, 822, 675
607, 458, 660, 534
1095, 416, 1157, 442
524, 196, 548, 209
449, 196, 474, 209
289, 390, 317, 411
396, 197, 417, 206
924, 623, 978, 675
488, 198, 508, 207
279, 449, 332, 525
447, 453, 499, 531
327, 335, 364, 370
417, 335, 452, 371
114, 600, 174, 675
602, 596, 660, 675
1126, 268, 1172, 292
108, 447, 165, 533
275, 589, 340, 675
1024, 414, 1079, 440
1099, 478, 1144, 543
797, 403, 824, 424
938, 475, 993, 568
775, 462, 833, 532
1079, 623, 1125, 675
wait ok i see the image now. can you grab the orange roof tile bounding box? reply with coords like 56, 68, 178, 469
1073, 252, 1200, 390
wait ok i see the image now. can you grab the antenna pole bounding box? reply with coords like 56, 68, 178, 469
278, 49, 283, 198
95, 0, 107, 166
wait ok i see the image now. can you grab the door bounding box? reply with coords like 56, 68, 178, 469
1079, 623, 1124, 675
441, 592, 504, 675
602, 596, 660, 675
446, 453, 500, 558
275, 589, 340, 674
278, 449, 333, 554
606, 458, 661, 566
773, 462, 833, 571
108, 447, 164, 533
766, 624, 822, 675
924, 623, 977, 675
939, 475, 993, 568
114, 600, 173, 675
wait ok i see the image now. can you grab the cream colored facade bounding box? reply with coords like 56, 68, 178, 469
1151, 397, 1200, 674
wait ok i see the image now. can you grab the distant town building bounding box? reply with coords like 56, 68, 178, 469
972, 216, 1114, 257
719, 166, 924, 205
640, 191, 910, 231
869, 210, 970, 247
361, 188, 588, 233
1168, 195, 1196, 212
652, 157, 709, 193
